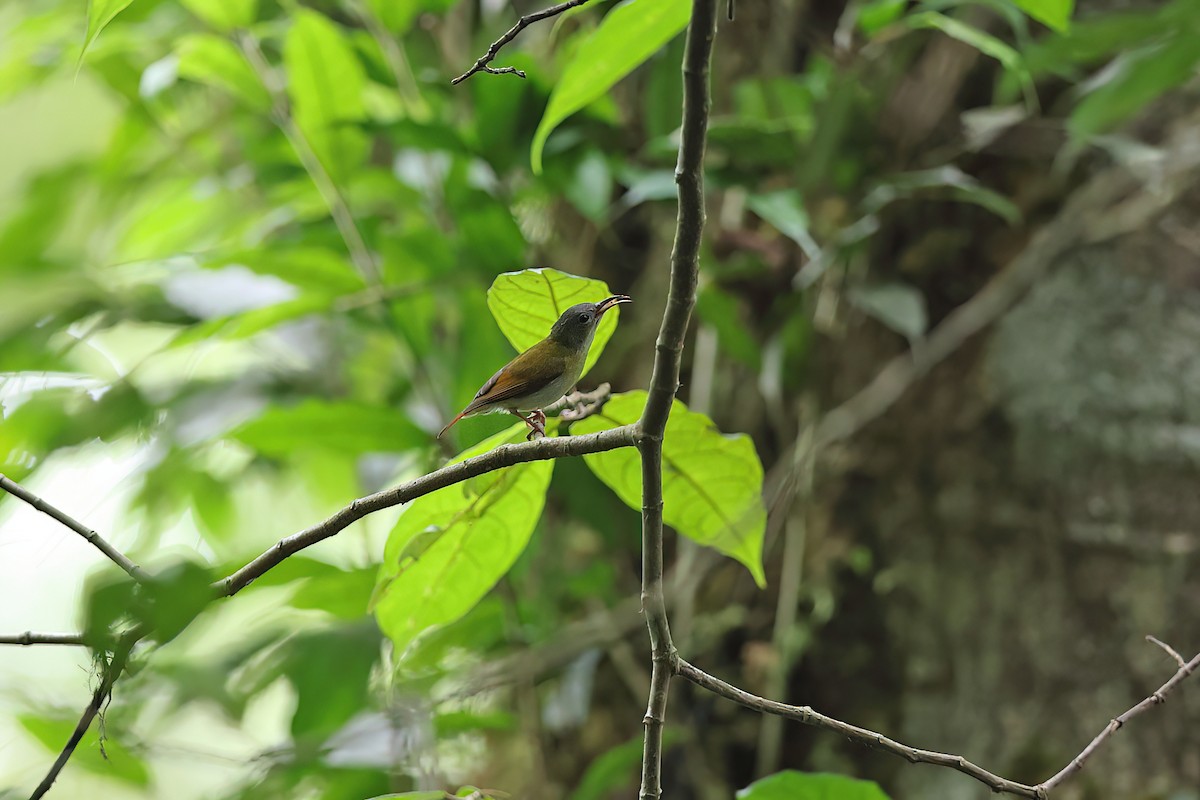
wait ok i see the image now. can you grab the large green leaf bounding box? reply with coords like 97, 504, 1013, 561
180, 0, 257, 30
1010, 0, 1073, 32
81, 0, 135, 62
233, 400, 426, 455
738, 771, 891, 800
373, 423, 555, 655
486, 268, 624, 378
573, 392, 766, 586
531, 0, 692, 172
176, 33, 271, 111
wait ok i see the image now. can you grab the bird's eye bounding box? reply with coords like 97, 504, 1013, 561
578, 313, 591, 323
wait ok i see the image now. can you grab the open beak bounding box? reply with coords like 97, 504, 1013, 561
596, 295, 633, 316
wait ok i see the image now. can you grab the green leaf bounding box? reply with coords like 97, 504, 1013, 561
486, 268, 625, 378
139, 560, 214, 644
748, 190, 820, 258
847, 282, 927, 341
1010, 0, 1073, 32
862, 166, 1020, 225
1069, 37, 1200, 139
738, 771, 891, 800
291, 566, 376, 619
907, 12, 1022, 72
373, 424, 555, 655
82, 0, 135, 62
20, 714, 150, 786
280, 624, 381, 739
531, 0, 691, 172
285, 10, 366, 129
170, 295, 334, 346
176, 33, 271, 111
233, 400, 425, 456
570, 731, 683, 800
180, 0, 257, 30
573, 392, 766, 586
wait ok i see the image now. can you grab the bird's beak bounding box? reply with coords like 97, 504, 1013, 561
596, 295, 633, 316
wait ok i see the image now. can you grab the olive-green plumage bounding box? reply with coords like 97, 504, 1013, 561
438, 295, 631, 439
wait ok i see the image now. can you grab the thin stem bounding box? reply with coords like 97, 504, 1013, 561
0, 474, 145, 582
451, 0, 595, 85
636, 0, 718, 796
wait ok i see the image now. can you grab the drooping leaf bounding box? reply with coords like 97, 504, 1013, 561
748, 190, 821, 258
1010, 0, 1073, 32
906, 12, 1024, 73
486, 268, 624, 378
179, 0, 258, 30
847, 282, 928, 341
737, 771, 892, 800
232, 400, 425, 456
176, 33, 271, 111
531, 0, 691, 172
81, 0, 135, 62
862, 166, 1020, 225
573, 392, 766, 586
373, 423, 555, 655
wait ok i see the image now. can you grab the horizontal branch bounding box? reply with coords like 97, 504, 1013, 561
0, 632, 88, 647
676, 658, 1041, 797
0, 474, 145, 582
451, 0, 594, 85
678, 641, 1200, 798
215, 424, 638, 596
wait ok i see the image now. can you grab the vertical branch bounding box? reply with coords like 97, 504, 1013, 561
637, 0, 719, 797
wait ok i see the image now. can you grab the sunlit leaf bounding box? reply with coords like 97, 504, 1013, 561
738, 771, 891, 800
180, 0, 258, 30
1010, 0, 1073, 32
373, 424, 554, 655
20, 714, 150, 786
573, 392, 766, 586
486, 268, 624, 378
531, 0, 691, 172
233, 400, 425, 455
285, 10, 366, 128
81, 0, 135, 62
176, 33, 270, 111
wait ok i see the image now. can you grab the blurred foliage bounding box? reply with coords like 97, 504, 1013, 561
7, 0, 1200, 796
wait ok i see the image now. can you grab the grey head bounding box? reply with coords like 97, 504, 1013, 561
547, 295, 632, 350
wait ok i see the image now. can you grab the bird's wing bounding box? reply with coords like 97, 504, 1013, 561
463, 344, 565, 413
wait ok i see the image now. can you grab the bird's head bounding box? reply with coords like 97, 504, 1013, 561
548, 295, 632, 351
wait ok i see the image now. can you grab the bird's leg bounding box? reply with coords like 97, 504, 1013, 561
510, 410, 546, 441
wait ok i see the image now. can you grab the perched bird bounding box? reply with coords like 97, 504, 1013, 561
438, 295, 632, 440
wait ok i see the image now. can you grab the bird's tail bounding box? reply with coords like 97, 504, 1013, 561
437, 410, 468, 439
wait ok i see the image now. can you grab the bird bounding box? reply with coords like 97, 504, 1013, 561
438, 295, 632, 441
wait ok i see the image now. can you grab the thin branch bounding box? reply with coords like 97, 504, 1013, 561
1036, 647, 1200, 794
549, 382, 612, 421
635, 0, 718, 796
0, 632, 88, 647
215, 424, 637, 596
1146, 635, 1186, 669
29, 633, 137, 800
678, 646, 1200, 799
0, 474, 145, 582
451, 0, 594, 85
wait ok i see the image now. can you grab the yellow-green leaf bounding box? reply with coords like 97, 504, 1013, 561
180, 0, 258, 31
373, 423, 555, 655
573, 392, 766, 586
531, 0, 691, 173
1010, 0, 1073, 32
486, 268, 624, 378
738, 771, 891, 800
176, 33, 271, 111
81, 0, 135, 62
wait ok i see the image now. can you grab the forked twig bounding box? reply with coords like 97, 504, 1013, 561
451, 0, 595, 85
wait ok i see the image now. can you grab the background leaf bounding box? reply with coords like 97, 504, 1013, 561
487, 268, 624, 378
233, 400, 427, 456
1011, 0, 1073, 32
531, 0, 691, 172
738, 771, 892, 800
82, 0, 135, 61
574, 391, 766, 586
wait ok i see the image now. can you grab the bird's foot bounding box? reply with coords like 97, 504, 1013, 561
524, 410, 547, 441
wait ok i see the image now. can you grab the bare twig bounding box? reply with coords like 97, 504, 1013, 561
1147, 635, 1186, 669
678, 645, 1200, 798
0, 474, 145, 582
451, 0, 594, 85
0, 632, 88, 647
29, 633, 137, 800
548, 383, 612, 421
1037, 648, 1200, 794
215, 425, 637, 596
635, 0, 718, 796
